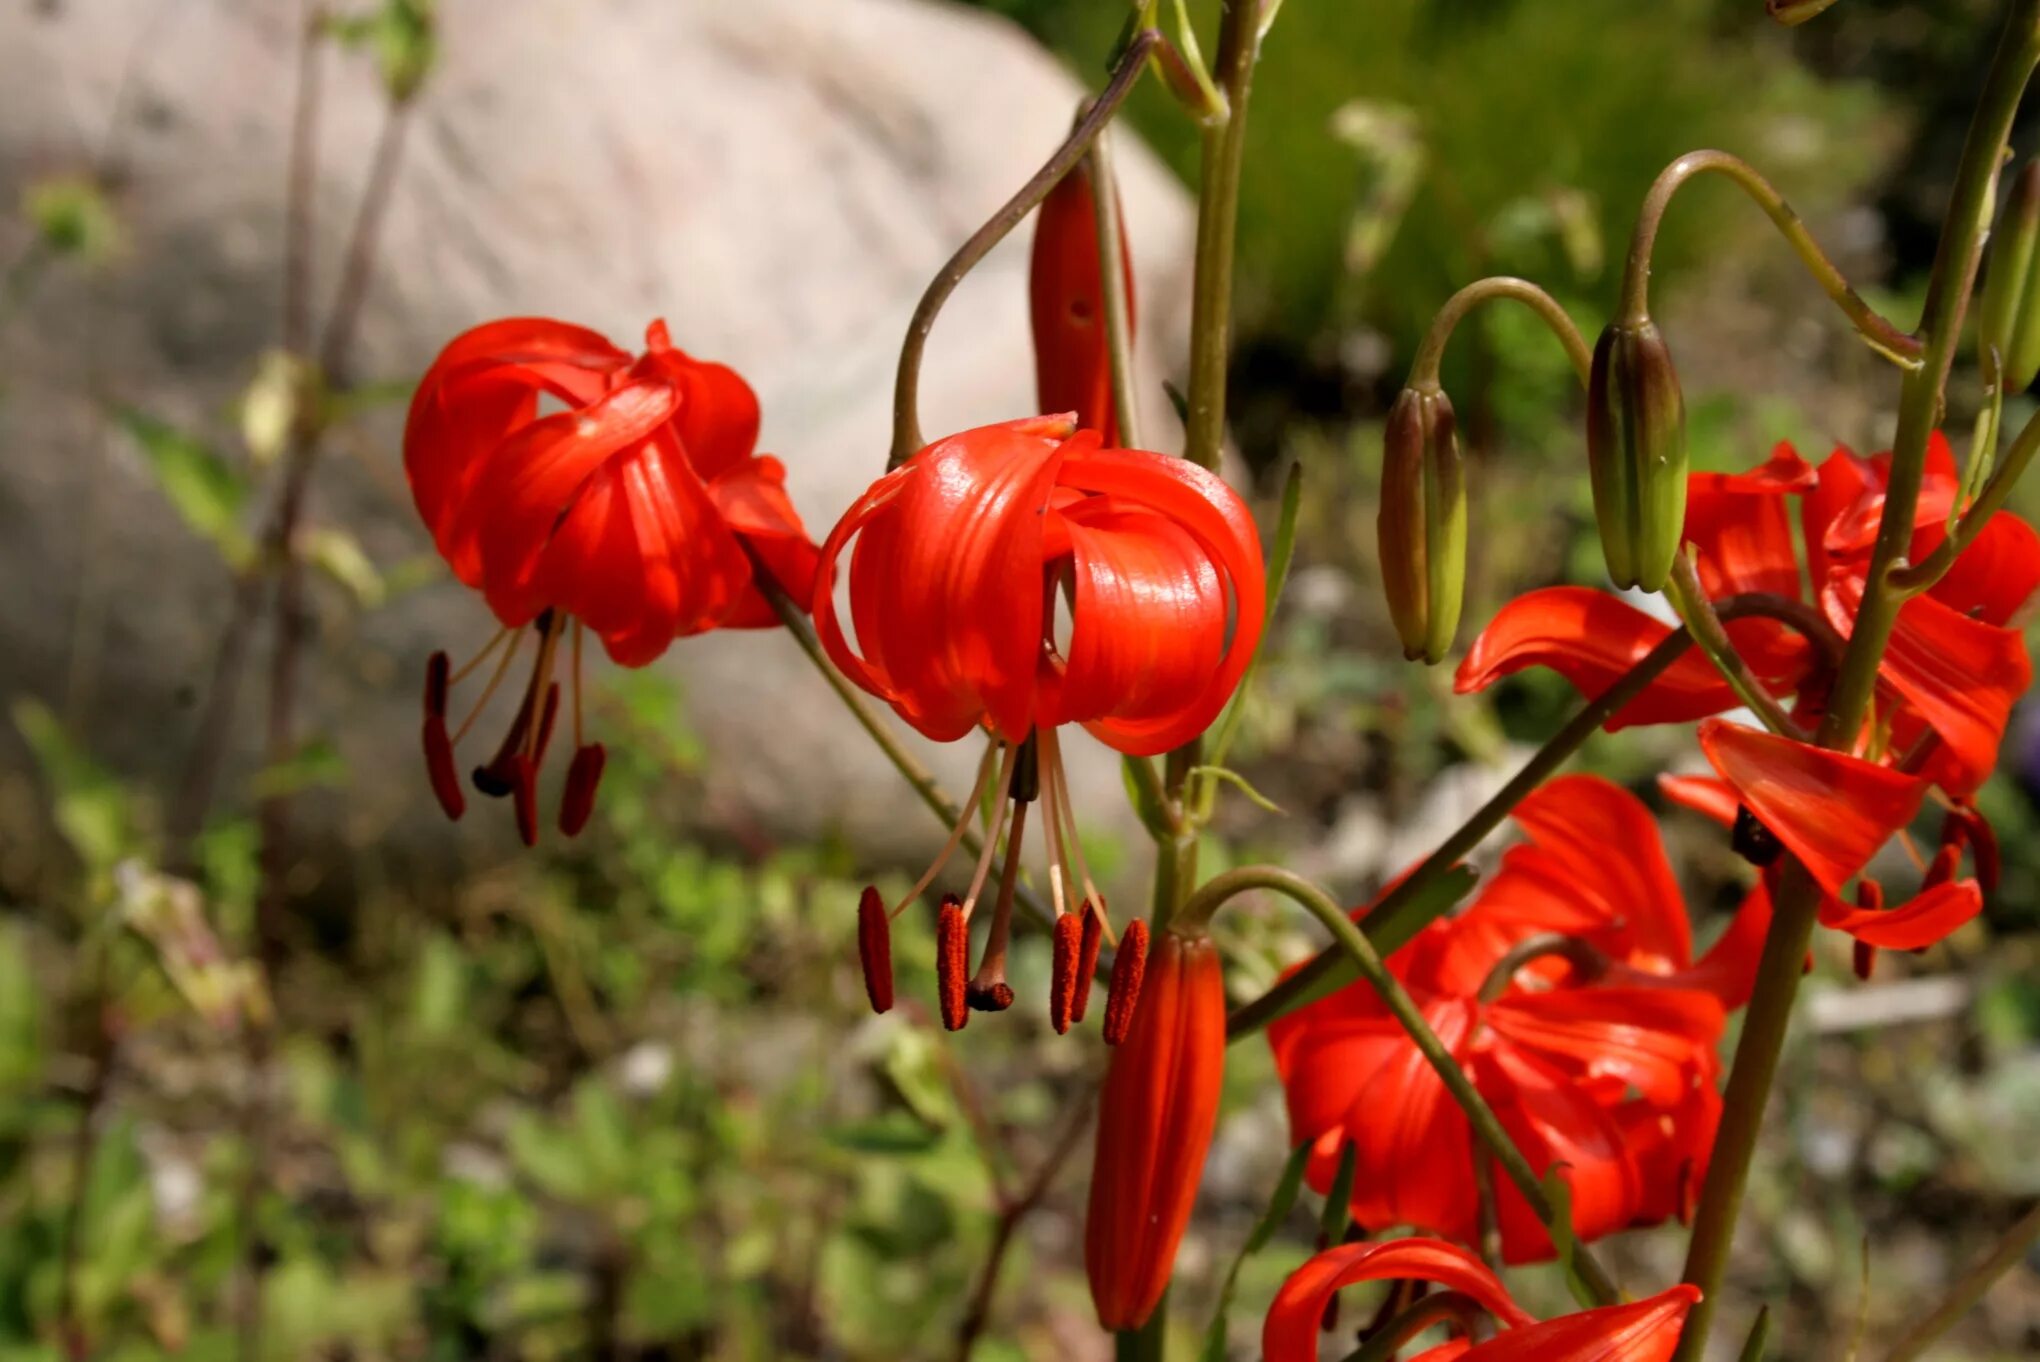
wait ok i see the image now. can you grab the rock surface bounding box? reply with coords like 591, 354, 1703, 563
0, 0, 1195, 870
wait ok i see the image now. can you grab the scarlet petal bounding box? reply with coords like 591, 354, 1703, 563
1818, 880, 1983, 950
1084, 931, 1226, 1330
638, 328, 763, 480
705, 454, 823, 628
1696, 719, 1929, 896
856, 886, 893, 1015
1261, 1239, 1535, 1362
1656, 773, 1740, 827
1452, 1288, 1700, 1362
1456, 587, 1739, 729
1927, 509, 2040, 627
1506, 774, 1693, 970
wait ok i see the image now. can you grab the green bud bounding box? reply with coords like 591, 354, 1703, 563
1587, 319, 1687, 592
1980, 160, 2040, 392
1765, 0, 1843, 26
1378, 386, 1466, 664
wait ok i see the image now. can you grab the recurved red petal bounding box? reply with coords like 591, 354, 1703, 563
1697, 719, 1929, 895
1457, 588, 1739, 729
704, 454, 822, 629
1488, 985, 1723, 1108
1927, 510, 2040, 627
638, 322, 763, 480
1685, 441, 1813, 600
1262, 1239, 1536, 1362
1817, 879, 1983, 949
1505, 774, 1692, 969
1454, 1287, 1700, 1362
1656, 773, 1740, 827
1824, 572, 2031, 796
1818, 433, 1959, 565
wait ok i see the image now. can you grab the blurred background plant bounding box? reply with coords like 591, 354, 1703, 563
0, 0, 2035, 1358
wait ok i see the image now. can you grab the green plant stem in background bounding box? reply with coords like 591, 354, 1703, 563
1896, 390, 2040, 591
1225, 590, 1826, 1040
889, 29, 1158, 468
1879, 1202, 2040, 1362
1177, 864, 1621, 1308
1408, 276, 1592, 389
1674, 6, 2040, 1357
1617, 149, 1924, 365
1115, 1298, 1168, 1362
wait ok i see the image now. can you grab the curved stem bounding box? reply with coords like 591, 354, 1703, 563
1475, 931, 1609, 1005
1880, 1201, 2040, 1362
889, 29, 1158, 468
1894, 395, 2040, 592
1338, 1292, 1490, 1362
1664, 553, 1814, 739
1410, 276, 1593, 390
1618, 150, 1923, 365
1181, 865, 1622, 1308
1676, 10, 2040, 1358
1088, 127, 1144, 450
1226, 591, 1827, 1040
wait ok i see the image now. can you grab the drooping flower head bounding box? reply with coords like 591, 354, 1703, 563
1264, 1237, 1699, 1362
405, 317, 819, 843
816, 415, 1265, 1031
1270, 777, 1747, 1262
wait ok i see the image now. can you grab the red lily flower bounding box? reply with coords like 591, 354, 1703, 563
405, 317, 819, 843
1459, 435, 2036, 794
1085, 927, 1224, 1330
1677, 721, 1984, 959
1263, 1237, 1699, 1362
1270, 777, 1745, 1262
818, 416, 1264, 1028
1030, 162, 1135, 444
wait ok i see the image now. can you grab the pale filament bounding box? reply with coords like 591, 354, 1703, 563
891, 740, 1005, 921
451, 625, 530, 744
1040, 726, 1112, 942
961, 741, 1023, 922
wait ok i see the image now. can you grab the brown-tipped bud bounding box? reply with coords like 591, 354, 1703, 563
1050, 912, 1084, 1034
422, 718, 465, 821
936, 895, 970, 1032
1982, 161, 2040, 390
1103, 918, 1150, 1046
1587, 318, 1687, 591
532, 683, 561, 767
1765, 0, 1843, 26
510, 754, 538, 847
424, 650, 451, 720
1378, 385, 1467, 664
1070, 901, 1105, 1024
558, 743, 606, 838
856, 886, 894, 1014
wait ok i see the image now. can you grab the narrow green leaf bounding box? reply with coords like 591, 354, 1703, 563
249, 737, 347, 799
1187, 765, 1285, 815
1204, 461, 1303, 778
1319, 1138, 1359, 1244
116, 407, 252, 566
1736, 1305, 1773, 1362
304, 525, 386, 607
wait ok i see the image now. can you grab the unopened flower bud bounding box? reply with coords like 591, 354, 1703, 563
1981, 160, 2040, 391
1587, 319, 1688, 591
1766, 0, 1843, 26
1378, 386, 1467, 664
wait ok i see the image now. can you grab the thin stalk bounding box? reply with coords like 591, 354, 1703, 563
282, 2, 325, 357
1178, 864, 1622, 1307
1664, 553, 1810, 738
316, 96, 414, 384
1676, 9, 2040, 1357
1895, 395, 2040, 592
1088, 127, 1143, 450
1880, 1201, 2040, 1362
1226, 591, 1826, 1040
952, 1095, 1095, 1361
1617, 150, 1923, 365
1338, 1293, 1489, 1362
890, 30, 1159, 467
1409, 276, 1593, 389
1180, 0, 1260, 473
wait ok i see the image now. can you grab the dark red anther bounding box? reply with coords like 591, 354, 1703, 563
936, 894, 969, 1032
509, 754, 539, 847
1070, 899, 1104, 1024
1852, 881, 1883, 982
856, 885, 894, 1014
1921, 842, 1963, 891
558, 743, 606, 838
424, 650, 451, 720
422, 717, 465, 820
473, 685, 540, 797
1103, 918, 1149, 1046
532, 683, 561, 767
1049, 912, 1083, 1034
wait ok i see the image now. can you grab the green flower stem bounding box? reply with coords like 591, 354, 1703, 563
1338, 1293, 1489, 1362
1675, 9, 2040, 1358
1880, 1201, 2040, 1362
1179, 864, 1622, 1308
747, 556, 1058, 935
1408, 276, 1593, 390
1662, 553, 1814, 738
1616, 149, 1923, 366
1225, 591, 1825, 1042
889, 29, 1158, 469
1088, 124, 1144, 450
1114, 1299, 1167, 1362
